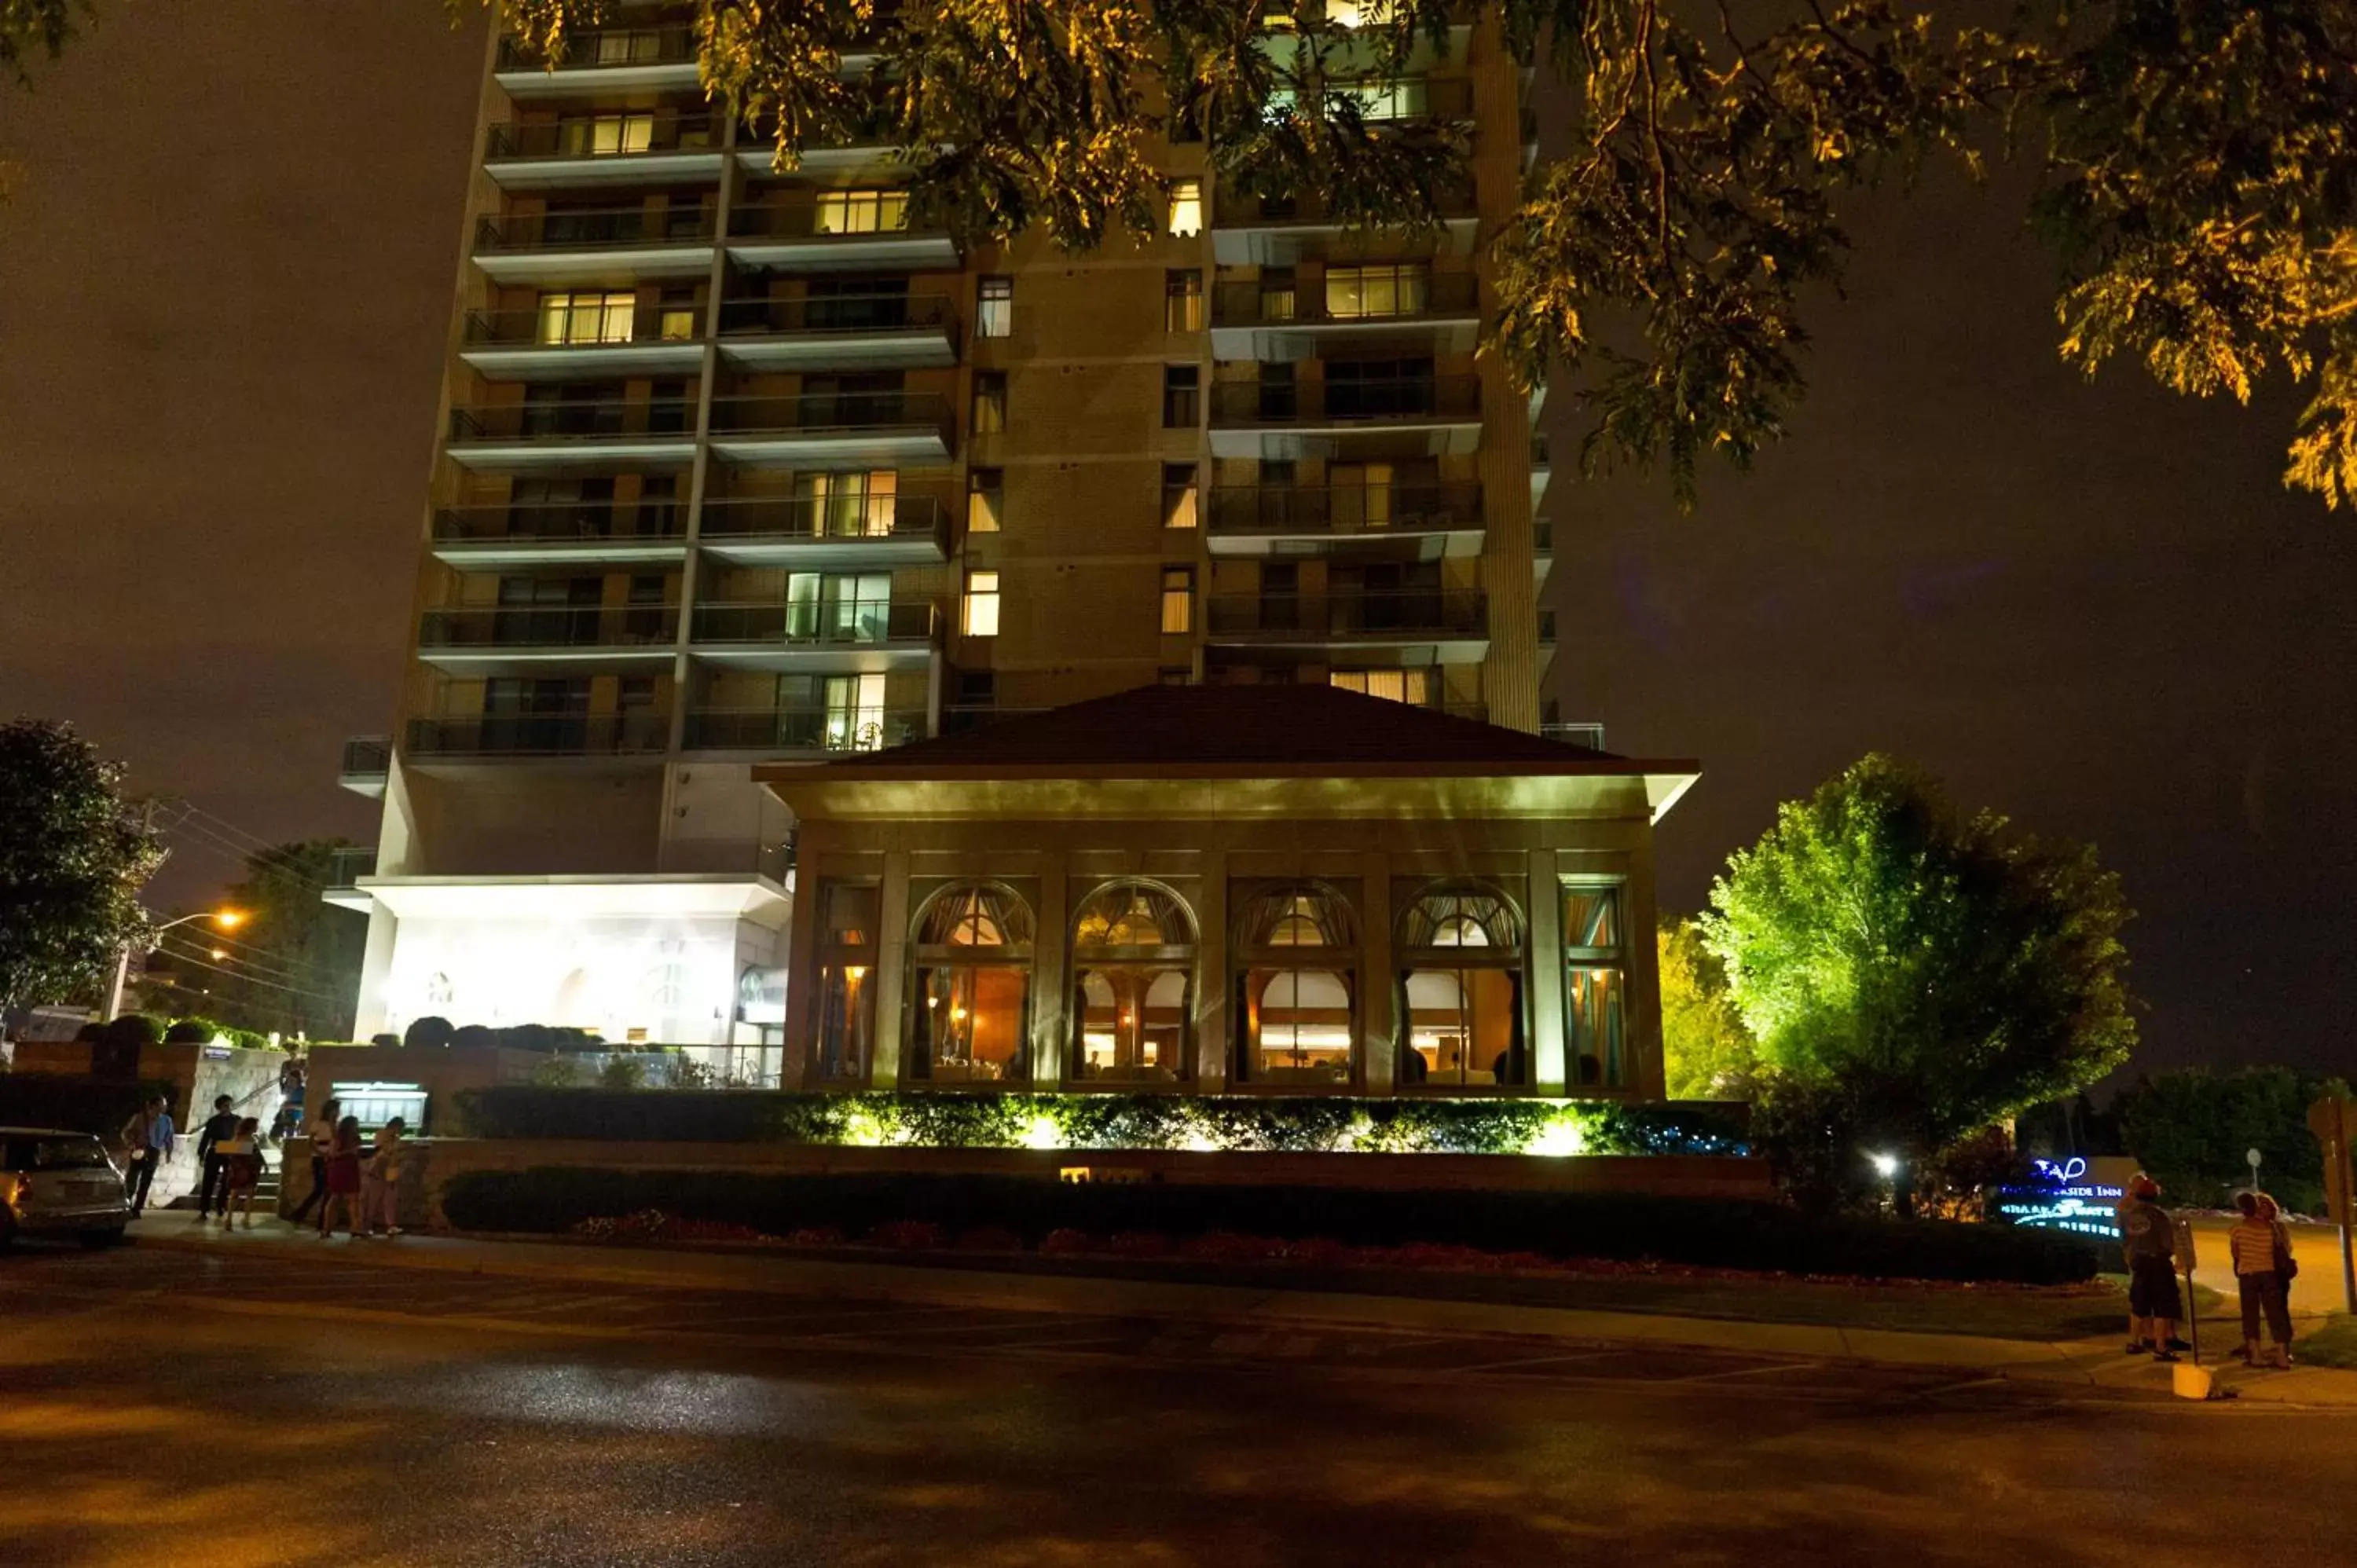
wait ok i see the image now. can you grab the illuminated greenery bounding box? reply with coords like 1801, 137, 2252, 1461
0, 719, 164, 1014
451, 1086, 1750, 1156
1658, 917, 1756, 1101
1701, 754, 2136, 1194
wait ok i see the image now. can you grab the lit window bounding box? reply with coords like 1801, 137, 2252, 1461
968, 468, 1003, 533
1563, 885, 1626, 1088
1164, 269, 1204, 332
1167, 178, 1203, 237
1234, 882, 1359, 1088
815, 882, 881, 1082
963, 570, 1001, 636
1162, 463, 1199, 529
658, 305, 698, 341
537, 290, 636, 345
1162, 364, 1200, 427
977, 275, 1014, 339
911, 884, 1036, 1085
823, 673, 889, 753
972, 370, 1006, 434
1330, 669, 1430, 705
796, 470, 897, 538
1160, 567, 1193, 634
1071, 881, 1196, 1085
562, 112, 654, 156
1325, 262, 1431, 321
1397, 885, 1525, 1089
815, 189, 909, 235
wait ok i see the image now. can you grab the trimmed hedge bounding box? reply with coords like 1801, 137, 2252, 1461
446, 1087, 1751, 1158
440, 1167, 2103, 1284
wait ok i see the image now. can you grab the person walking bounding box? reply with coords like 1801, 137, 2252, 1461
2121, 1175, 2188, 1361
2230, 1192, 2297, 1368
119, 1094, 174, 1218
317, 1115, 365, 1240
364, 1117, 409, 1237
194, 1094, 240, 1221
215, 1116, 266, 1229
286, 1097, 340, 1225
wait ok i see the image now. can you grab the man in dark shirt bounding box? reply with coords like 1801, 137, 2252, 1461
2121, 1178, 2188, 1361
195, 1094, 240, 1220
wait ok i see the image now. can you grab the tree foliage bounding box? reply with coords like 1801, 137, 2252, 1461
208, 841, 368, 1040
1701, 753, 2136, 1171
0, 719, 164, 1013
1657, 915, 1756, 1100
2118, 1065, 2351, 1216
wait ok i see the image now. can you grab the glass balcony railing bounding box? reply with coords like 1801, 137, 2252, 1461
339, 736, 390, 779
717, 291, 953, 337
1209, 375, 1481, 425
431, 501, 688, 546
690, 599, 940, 646
1207, 481, 1481, 536
486, 112, 721, 162
727, 203, 933, 242
407, 714, 672, 757
1215, 186, 1476, 227
417, 605, 680, 650
698, 495, 946, 542
707, 391, 951, 436
1262, 75, 1475, 124
497, 24, 698, 73
684, 706, 928, 752
1212, 271, 1477, 328
326, 846, 377, 892
475, 207, 717, 253
464, 305, 705, 349
1204, 589, 1487, 638
1541, 721, 1606, 749
449, 397, 696, 442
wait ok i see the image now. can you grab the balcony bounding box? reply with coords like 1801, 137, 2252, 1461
324, 845, 377, 913
405, 713, 673, 760
706, 390, 952, 466
716, 291, 958, 372
727, 203, 959, 273
1542, 721, 1606, 751
732, 103, 907, 181
1207, 374, 1483, 458
683, 705, 929, 755
445, 396, 698, 467
1205, 481, 1483, 559
698, 495, 948, 567
689, 599, 940, 672
338, 736, 390, 799
1538, 604, 1558, 672
1262, 75, 1475, 127
483, 112, 724, 189
1212, 188, 1479, 266
494, 25, 702, 97
1204, 588, 1489, 662
429, 500, 689, 569
1532, 516, 1553, 586
459, 305, 706, 379
415, 603, 680, 675
1210, 271, 1480, 358
1532, 430, 1552, 509
472, 206, 717, 285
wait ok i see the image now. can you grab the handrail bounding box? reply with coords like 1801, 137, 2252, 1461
728, 203, 927, 240
1211, 270, 1477, 327
717, 291, 952, 336
708, 391, 951, 435
476, 207, 717, 251
690, 599, 940, 644
417, 604, 680, 648
1204, 588, 1488, 636
486, 112, 721, 161
1215, 186, 1477, 225
339, 737, 390, 776
698, 494, 946, 540
407, 714, 672, 757
1209, 374, 1481, 424
684, 706, 929, 751
432, 502, 689, 544
463, 306, 704, 348
497, 24, 698, 71
449, 398, 695, 442
1206, 481, 1481, 533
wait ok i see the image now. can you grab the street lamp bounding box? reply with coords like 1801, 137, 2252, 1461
106, 910, 245, 1021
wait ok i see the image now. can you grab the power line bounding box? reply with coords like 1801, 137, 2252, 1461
148, 944, 346, 1005
157, 933, 321, 990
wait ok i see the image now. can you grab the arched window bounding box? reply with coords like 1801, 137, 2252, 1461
908, 882, 1034, 1086
1071, 881, 1196, 1085
812, 884, 879, 1083
1398, 883, 1527, 1090
1233, 881, 1359, 1089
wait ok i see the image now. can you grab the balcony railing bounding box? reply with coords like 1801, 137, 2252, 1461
684, 706, 928, 752
1205, 589, 1487, 638
407, 714, 672, 757
1215, 187, 1477, 226
691, 599, 939, 646
463, 306, 705, 348
339, 736, 390, 779
1208, 481, 1481, 536
476, 207, 717, 253
1211, 271, 1477, 327
1209, 375, 1481, 425
449, 397, 696, 442
707, 390, 951, 436
486, 112, 721, 162
728, 203, 929, 242
326, 846, 377, 892
698, 495, 946, 542
497, 24, 698, 72
1541, 722, 1606, 749
432, 501, 688, 546
1263, 75, 1475, 124
717, 291, 953, 337
417, 605, 680, 649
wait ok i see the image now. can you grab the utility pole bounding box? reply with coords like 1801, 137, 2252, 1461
2308, 1096, 2357, 1315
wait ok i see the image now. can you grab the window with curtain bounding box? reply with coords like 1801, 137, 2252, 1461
1397, 884, 1526, 1089
972, 371, 1007, 434
1330, 669, 1431, 706
1164, 269, 1204, 332
1563, 884, 1626, 1087
559, 112, 654, 156
537, 291, 636, 345
795, 470, 896, 537
962, 570, 1001, 636
910, 884, 1035, 1085
814, 883, 881, 1082
968, 469, 1003, 533
1160, 567, 1193, 634
1163, 365, 1200, 427
1168, 178, 1203, 236
1233, 882, 1359, 1088
1070, 881, 1196, 1085
1162, 463, 1199, 529
977, 276, 1014, 338
816, 189, 909, 234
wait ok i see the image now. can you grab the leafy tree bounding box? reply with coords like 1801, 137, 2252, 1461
2119, 1066, 2352, 1216
148, 841, 368, 1040
0, 719, 165, 1013
1702, 754, 2136, 1185
9, 2, 2352, 506
1657, 916, 1755, 1101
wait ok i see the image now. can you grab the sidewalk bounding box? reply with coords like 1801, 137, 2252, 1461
125, 1217, 2357, 1409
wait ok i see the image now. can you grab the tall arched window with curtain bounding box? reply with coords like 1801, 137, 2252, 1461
812, 883, 881, 1084
1232, 881, 1359, 1089
1562, 883, 1626, 1088
1395, 882, 1527, 1090
907, 882, 1035, 1086
1069, 880, 1196, 1086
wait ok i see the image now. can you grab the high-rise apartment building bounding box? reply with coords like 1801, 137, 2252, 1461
339, 5, 1569, 1076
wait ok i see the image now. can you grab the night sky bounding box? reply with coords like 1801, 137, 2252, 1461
3, 3, 2351, 1076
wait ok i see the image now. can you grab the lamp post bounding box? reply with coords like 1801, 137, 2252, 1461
106, 910, 245, 1022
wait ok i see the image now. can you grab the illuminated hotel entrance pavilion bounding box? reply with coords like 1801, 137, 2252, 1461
760, 684, 1699, 1097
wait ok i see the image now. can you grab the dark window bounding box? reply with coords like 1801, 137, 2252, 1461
972, 370, 1007, 434
1162, 364, 1200, 427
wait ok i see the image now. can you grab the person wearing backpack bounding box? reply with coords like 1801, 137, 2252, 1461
2231, 1191, 2297, 1369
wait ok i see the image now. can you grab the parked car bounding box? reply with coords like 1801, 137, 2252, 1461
0, 1127, 132, 1248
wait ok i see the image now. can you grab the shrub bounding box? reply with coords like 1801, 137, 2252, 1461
163, 1017, 223, 1045
99, 1014, 164, 1050
369, 1033, 400, 1049
404, 1016, 454, 1050
529, 1057, 586, 1090
596, 1056, 647, 1092
439, 1169, 2103, 1285
451, 1024, 496, 1051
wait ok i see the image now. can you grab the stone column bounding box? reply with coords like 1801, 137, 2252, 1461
779, 851, 823, 1086
1528, 850, 1567, 1094
1194, 850, 1228, 1089
1030, 853, 1070, 1086
1623, 843, 1667, 1099
1358, 852, 1394, 1094
869, 851, 912, 1087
